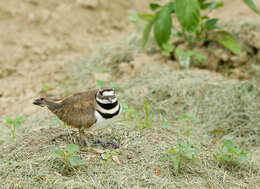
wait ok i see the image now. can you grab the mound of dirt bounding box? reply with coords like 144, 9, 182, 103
167, 18, 260, 80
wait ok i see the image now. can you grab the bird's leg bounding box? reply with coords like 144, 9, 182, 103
78, 128, 90, 147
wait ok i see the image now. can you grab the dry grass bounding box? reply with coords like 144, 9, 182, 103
1, 33, 260, 189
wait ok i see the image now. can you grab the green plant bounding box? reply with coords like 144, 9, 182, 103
175, 48, 207, 68
4, 116, 26, 141
53, 144, 86, 170
101, 149, 118, 167
214, 135, 249, 166
166, 140, 199, 173
41, 83, 55, 93
164, 114, 200, 172
130, 0, 259, 57
119, 99, 151, 131
179, 114, 200, 137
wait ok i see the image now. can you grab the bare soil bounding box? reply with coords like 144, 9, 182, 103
0, 0, 259, 117
0, 0, 149, 116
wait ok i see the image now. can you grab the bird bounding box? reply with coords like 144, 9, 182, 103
33, 88, 121, 147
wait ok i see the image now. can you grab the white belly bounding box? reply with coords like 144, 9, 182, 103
91, 108, 121, 131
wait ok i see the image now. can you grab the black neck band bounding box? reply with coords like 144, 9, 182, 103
97, 105, 120, 119
96, 99, 118, 110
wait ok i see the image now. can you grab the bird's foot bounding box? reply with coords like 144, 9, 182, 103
92, 138, 119, 149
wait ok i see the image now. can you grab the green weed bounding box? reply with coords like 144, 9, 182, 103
101, 149, 118, 167
166, 140, 200, 173
4, 116, 26, 141
175, 48, 207, 68
179, 114, 200, 137
53, 144, 86, 171
214, 135, 249, 166
164, 114, 200, 173
119, 99, 151, 132
130, 0, 259, 60
41, 83, 56, 93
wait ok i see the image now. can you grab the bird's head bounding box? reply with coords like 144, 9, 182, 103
96, 88, 117, 104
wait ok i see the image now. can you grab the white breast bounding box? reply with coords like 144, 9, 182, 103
91, 110, 111, 131
92, 106, 122, 131
94, 110, 106, 123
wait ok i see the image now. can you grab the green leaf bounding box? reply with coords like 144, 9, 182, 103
53, 150, 65, 157
109, 83, 119, 90
209, 2, 224, 11
216, 36, 242, 55
200, 2, 224, 10
175, 0, 201, 33
120, 103, 129, 112
237, 153, 248, 162
168, 2, 175, 13
66, 144, 80, 154
161, 121, 171, 128
144, 99, 150, 128
194, 52, 207, 62
183, 152, 193, 159
242, 0, 260, 14
153, 4, 172, 48
142, 18, 156, 48
69, 156, 86, 166
150, 3, 161, 10
223, 140, 236, 152
129, 9, 139, 23
162, 156, 169, 161
172, 155, 180, 170
168, 149, 178, 153
178, 114, 199, 122
162, 43, 174, 55
138, 14, 154, 21
204, 18, 218, 30
6, 119, 15, 125
16, 116, 26, 122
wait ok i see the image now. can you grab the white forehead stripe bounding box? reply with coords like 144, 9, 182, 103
96, 97, 117, 104
102, 91, 114, 96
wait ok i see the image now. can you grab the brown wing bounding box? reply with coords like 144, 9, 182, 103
52, 89, 97, 129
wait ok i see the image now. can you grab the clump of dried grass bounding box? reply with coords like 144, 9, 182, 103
1, 32, 260, 189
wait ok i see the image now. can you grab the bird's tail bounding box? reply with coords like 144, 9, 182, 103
33, 98, 46, 107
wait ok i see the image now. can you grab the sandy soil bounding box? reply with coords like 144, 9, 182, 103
0, 0, 259, 117
0, 0, 149, 116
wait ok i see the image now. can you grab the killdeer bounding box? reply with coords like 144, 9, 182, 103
33, 88, 121, 146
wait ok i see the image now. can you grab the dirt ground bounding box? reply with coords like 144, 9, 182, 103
0, 0, 150, 116
0, 0, 260, 117
0, 0, 260, 188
